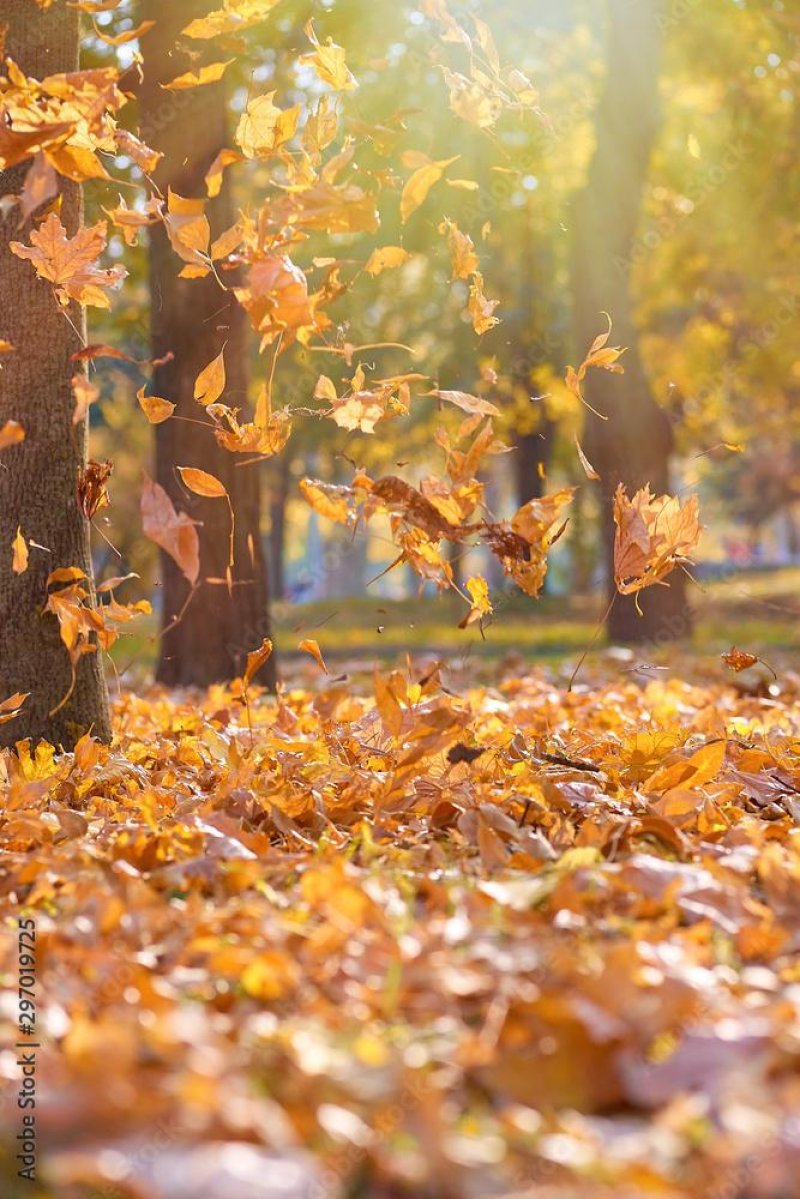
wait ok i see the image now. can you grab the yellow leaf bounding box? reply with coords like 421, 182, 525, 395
194, 349, 226, 407
364, 246, 411, 276
235, 93, 302, 159
137, 388, 175, 424
401, 155, 459, 223
9, 213, 126, 309
468, 271, 500, 335
162, 60, 233, 90
299, 20, 358, 91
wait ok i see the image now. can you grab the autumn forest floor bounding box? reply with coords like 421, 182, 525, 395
3, 570, 800, 1197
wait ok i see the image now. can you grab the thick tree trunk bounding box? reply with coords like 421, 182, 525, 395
515, 426, 556, 507
139, 0, 275, 687
0, 3, 111, 749
573, 0, 690, 644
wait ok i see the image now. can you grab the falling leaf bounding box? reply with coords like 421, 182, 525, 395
77, 459, 113, 518
574, 436, 600, 480
401, 155, 460, 222
439, 217, 479, 279
460, 574, 492, 627
613, 485, 701, 596
434, 389, 500, 417
0, 420, 24, 451
300, 20, 358, 91
71, 374, 100, 425
10, 213, 126, 309
140, 475, 200, 585
178, 466, 228, 499
298, 638, 328, 673
194, 350, 226, 407
364, 246, 411, 277
722, 647, 759, 672
162, 61, 234, 91
205, 148, 241, 198
468, 272, 500, 335
11, 527, 28, 574
299, 478, 352, 524
0, 691, 28, 724
137, 388, 175, 425
243, 637, 273, 688
183, 0, 282, 39
235, 93, 302, 159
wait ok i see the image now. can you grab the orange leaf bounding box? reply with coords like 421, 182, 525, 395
298, 638, 328, 673
178, 466, 228, 499
140, 475, 200, 584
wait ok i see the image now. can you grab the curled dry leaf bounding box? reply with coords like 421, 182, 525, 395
0, 690, 28, 724
613, 484, 702, 596
298, 638, 328, 673
77, 459, 113, 519
243, 637, 273, 688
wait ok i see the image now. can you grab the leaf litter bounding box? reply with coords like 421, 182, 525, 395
3, 654, 800, 1196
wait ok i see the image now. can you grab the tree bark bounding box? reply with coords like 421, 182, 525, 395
139, 0, 275, 687
268, 454, 290, 603
0, 2, 111, 749
573, 0, 691, 644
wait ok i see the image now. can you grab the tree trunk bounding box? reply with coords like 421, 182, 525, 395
139, 0, 275, 687
573, 0, 690, 644
0, 2, 111, 749
268, 455, 290, 602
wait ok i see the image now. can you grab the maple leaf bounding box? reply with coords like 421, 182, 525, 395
10, 214, 126, 308
235, 93, 302, 159
613, 484, 701, 595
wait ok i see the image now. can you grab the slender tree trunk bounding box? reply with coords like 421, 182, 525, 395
139, 0, 275, 687
515, 426, 556, 507
0, 2, 111, 749
573, 0, 690, 644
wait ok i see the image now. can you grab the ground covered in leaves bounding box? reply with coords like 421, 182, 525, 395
3, 654, 800, 1198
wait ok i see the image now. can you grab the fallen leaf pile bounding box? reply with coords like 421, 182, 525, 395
3, 656, 800, 1197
